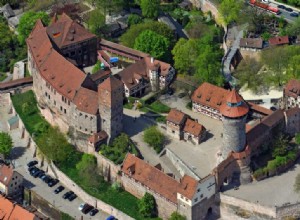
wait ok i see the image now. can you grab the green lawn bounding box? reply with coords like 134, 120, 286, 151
149, 101, 170, 113
11, 91, 161, 220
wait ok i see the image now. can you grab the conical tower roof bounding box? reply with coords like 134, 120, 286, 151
220, 89, 249, 118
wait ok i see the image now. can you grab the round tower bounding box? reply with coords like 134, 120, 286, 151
220, 89, 249, 159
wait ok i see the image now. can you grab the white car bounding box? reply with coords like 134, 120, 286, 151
78, 203, 86, 211
262, 0, 269, 3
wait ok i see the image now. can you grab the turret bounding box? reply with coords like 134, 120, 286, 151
220, 89, 249, 159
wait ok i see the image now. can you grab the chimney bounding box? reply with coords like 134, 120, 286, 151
151, 57, 154, 63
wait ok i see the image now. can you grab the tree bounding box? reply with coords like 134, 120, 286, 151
143, 126, 165, 153
295, 173, 300, 193
235, 58, 264, 93
295, 133, 300, 145
195, 44, 223, 86
0, 132, 13, 158
120, 21, 174, 48
87, 9, 105, 35
218, 0, 243, 25
50, 3, 81, 21
286, 17, 300, 36
169, 212, 186, 220
138, 192, 156, 217
18, 11, 50, 44
127, 14, 143, 26
172, 38, 200, 75
92, 0, 125, 15
140, 0, 160, 19
272, 135, 289, 158
36, 127, 73, 163
134, 30, 169, 60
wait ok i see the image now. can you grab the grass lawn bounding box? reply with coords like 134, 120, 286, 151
11, 91, 161, 220
148, 101, 170, 113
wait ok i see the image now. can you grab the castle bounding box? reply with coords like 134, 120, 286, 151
26, 14, 123, 149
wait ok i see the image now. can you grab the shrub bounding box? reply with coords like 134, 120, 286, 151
138, 192, 156, 217
143, 126, 165, 153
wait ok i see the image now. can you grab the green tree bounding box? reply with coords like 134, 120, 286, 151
18, 11, 50, 44
295, 173, 300, 193
295, 133, 300, 145
127, 14, 143, 26
172, 38, 200, 75
195, 44, 223, 86
286, 17, 300, 36
272, 135, 289, 158
120, 21, 174, 48
138, 192, 156, 217
140, 0, 160, 19
134, 30, 169, 60
235, 58, 264, 93
143, 126, 165, 153
287, 55, 300, 79
36, 127, 73, 163
92, 0, 125, 15
88, 9, 105, 35
76, 154, 97, 173
0, 132, 13, 158
219, 0, 243, 25
169, 212, 186, 220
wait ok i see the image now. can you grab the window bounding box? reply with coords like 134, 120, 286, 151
54, 101, 56, 106
71, 51, 76, 57
64, 109, 66, 114
194, 198, 198, 202
197, 188, 201, 193
60, 106, 63, 111
185, 198, 188, 202
172, 130, 175, 134
181, 195, 184, 199
200, 194, 203, 198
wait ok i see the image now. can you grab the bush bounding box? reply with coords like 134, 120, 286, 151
138, 192, 156, 218
143, 126, 165, 153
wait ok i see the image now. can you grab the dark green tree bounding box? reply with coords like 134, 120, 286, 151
140, 0, 160, 19
169, 212, 186, 220
235, 58, 264, 93
17, 11, 50, 44
219, 0, 243, 25
87, 9, 105, 35
272, 135, 289, 158
138, 192, 156, 217
0, 132, 13, 158
36, 127, 73, 163
127, 14, 143, 26
143, 126, 165, 153
134, 30, 169, 60
120, 21, 174, 48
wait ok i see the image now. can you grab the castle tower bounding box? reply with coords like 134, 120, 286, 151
98, 76, 124, 140
220, 89, 249, 159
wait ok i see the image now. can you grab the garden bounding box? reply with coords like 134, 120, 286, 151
252, 135, 300, 180
11, 90, 161, 220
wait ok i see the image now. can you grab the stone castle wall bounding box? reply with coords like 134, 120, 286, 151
121, 174, 177, 220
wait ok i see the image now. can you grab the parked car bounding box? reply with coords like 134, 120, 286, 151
37, 171, 45, 178
43, 175, 52, 184
82, 204, 94, 214
89, 208, 99, 216
78, 203, 87, 211
67, 193, 77, 201
28, 166, 37, 172
30, 167, 40, 175
286, 7, 293, 12
278, 5, 286, 9
106, 216, 116, 220
62, 191, 74, 199
290, 12, 299, 17
54, 186, 64, 194
27, 160, 38, 167
39, 173, 47, 180
48, 179, 59, 187
32, 170, 43, 178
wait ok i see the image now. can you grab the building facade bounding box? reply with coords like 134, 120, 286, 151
283, 79, 300, 109
0, 164, 23, 197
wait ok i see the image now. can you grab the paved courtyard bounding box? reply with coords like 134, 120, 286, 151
224, 160, 300, 207
123, 93, 223, 179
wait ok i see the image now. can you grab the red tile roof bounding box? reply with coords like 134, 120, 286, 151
144, 57, 171, 77
269, 36, 289, 46
98, 75, 123, 92
285, 79, 300, 98
166, 109, 186, 125
220, 89, 249, 118
88, 131, 108, 144
73, 87, 98, 115
183, 118, 205, 136
0, 164, 14, 187
47, 13, 96, 48
248, 102, 272, 116
122, 154, 198, 203
191, 82, 229, 110
240, 38, 263, 49
0, 196, 38, 220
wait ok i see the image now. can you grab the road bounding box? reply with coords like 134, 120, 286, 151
0, 93, 109, 220
265, 0, 299, 22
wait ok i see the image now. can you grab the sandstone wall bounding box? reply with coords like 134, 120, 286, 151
121, 174, 177, 220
